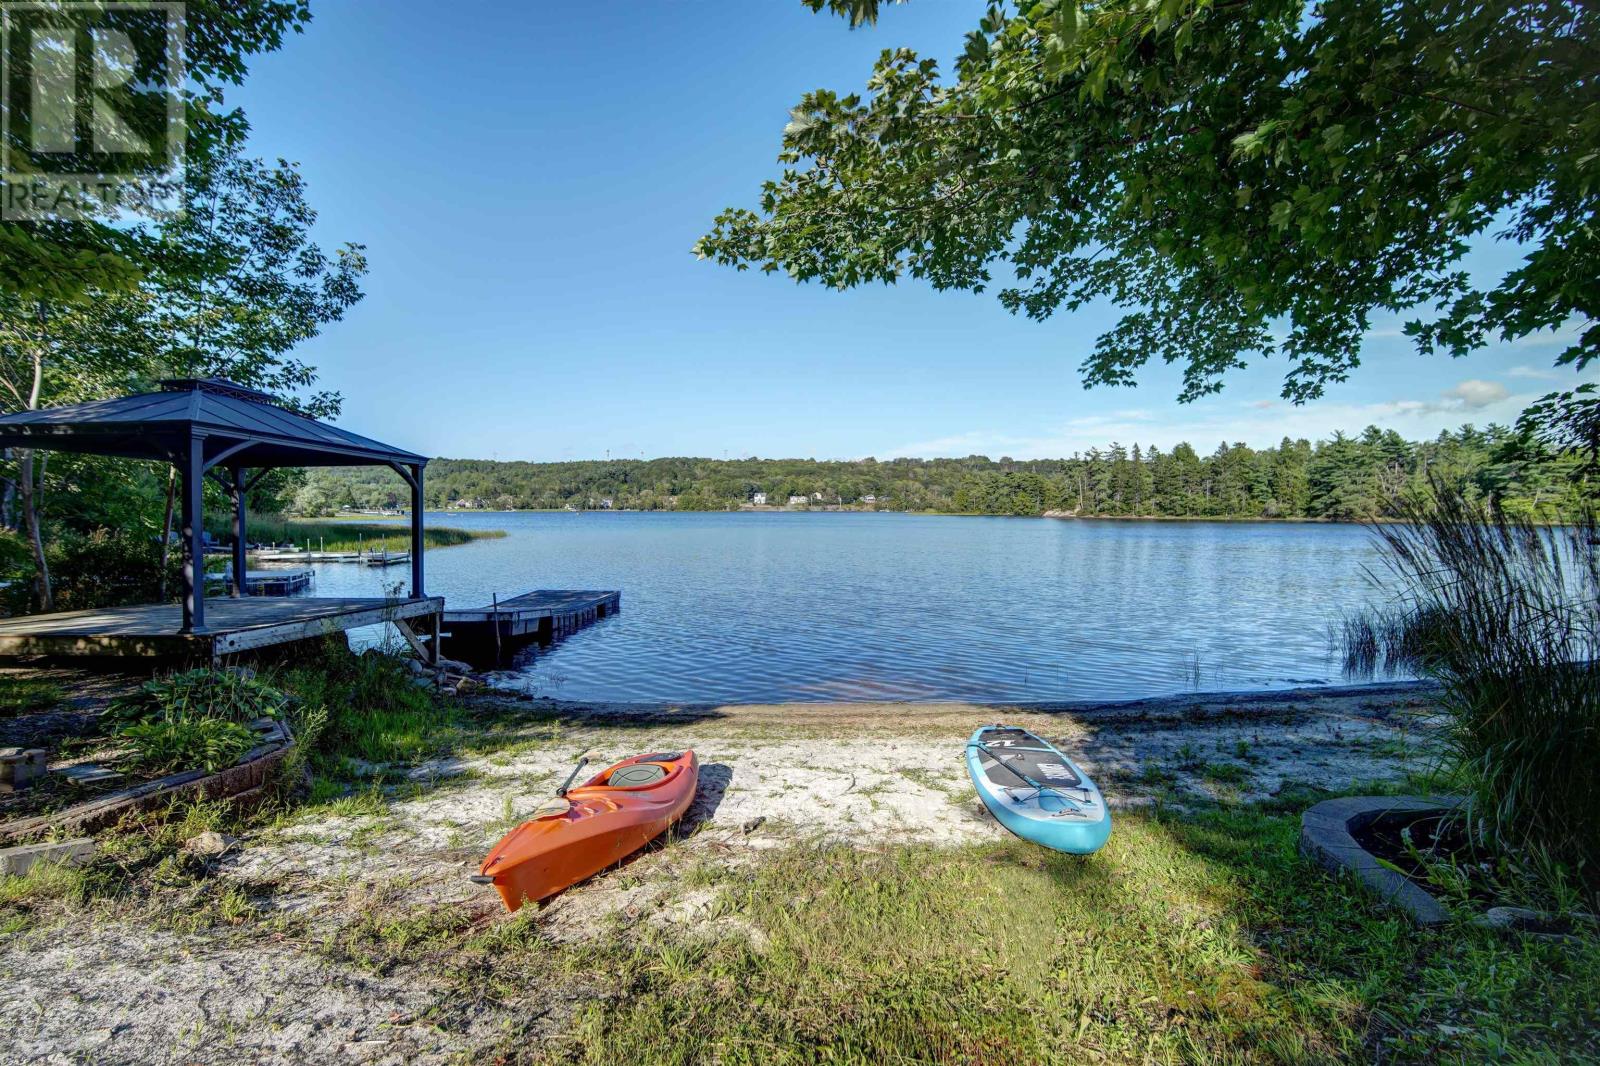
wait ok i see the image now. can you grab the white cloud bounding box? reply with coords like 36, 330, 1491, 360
1508, 321, 1587, 349
1441, 379, 1508, 409
875, 386, 1539, 460
1507, 365, 1562, 381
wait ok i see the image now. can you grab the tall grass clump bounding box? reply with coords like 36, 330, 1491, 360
1345, 482, 1600, 901
208, 515, 503, 553
273, 638, 460, 773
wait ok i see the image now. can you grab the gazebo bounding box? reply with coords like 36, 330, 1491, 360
0, 378, 443, 662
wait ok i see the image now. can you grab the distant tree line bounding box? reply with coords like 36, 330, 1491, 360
294, 424, 1590, 521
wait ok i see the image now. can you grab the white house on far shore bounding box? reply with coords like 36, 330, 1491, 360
752, 492, 767, 505
788, 495, 808, 506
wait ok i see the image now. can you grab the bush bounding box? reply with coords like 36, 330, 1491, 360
273, 638, 458, 770
119, 718, 257, 774
2, 528, 181, 615
108, 668, 291, 775
108, 668, 290, 728
1345, 482, 1600, 902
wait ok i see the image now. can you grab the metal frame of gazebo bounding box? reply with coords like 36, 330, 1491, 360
0, 378, 441, 661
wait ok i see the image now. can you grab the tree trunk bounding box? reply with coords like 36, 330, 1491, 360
17, 448, 49, 611
0, 448, 13, 530
18, 303, 49, 610
157, 465, 176, 599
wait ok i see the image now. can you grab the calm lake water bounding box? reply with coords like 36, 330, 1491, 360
303, 511, 1397, 704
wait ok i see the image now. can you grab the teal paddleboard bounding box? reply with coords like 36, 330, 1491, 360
966, 724, 1111, 854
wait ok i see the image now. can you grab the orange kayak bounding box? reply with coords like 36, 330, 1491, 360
475, 750, 698, 912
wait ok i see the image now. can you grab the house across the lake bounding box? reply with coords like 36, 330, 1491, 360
752, 492, 767, 505
787, 495, 809, 506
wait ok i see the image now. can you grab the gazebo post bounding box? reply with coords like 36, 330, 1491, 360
180, 433, 207, 633
410, 462, 425, 598
231, 467, 248, 599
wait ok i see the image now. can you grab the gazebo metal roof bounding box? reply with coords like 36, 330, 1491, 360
0, 377, 429, 635
0, 377, 427, 468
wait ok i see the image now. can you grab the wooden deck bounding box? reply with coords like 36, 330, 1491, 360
442, 590, 619, 664
0, 596, 444, 662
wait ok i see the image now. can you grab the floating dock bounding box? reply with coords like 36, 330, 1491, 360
441, 589, 619, 666
205, 569, 314, 596
253, 549, 362, 562
363, 551, 411, 568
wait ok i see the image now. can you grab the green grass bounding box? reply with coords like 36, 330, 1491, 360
272, 638, 465, 777
1202, 760, 1254, 786
2, 662, 1591, 1062
204, 515, 505, 553
531, 814, 1599, 1064
0, 674, 62, 716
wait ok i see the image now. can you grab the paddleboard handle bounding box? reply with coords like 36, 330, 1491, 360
468, 874, 495, 885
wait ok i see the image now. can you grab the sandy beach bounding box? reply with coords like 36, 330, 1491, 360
0, 683, 1445, 1064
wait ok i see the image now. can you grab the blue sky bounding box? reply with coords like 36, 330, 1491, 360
229, 1, 1588, 462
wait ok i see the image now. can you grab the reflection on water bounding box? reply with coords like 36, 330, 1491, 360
302, 511, 1397, 704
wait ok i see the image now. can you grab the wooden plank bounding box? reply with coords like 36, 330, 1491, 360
0, 596, 444, 661
392, 617, 430, 661
212, 597, 443, 656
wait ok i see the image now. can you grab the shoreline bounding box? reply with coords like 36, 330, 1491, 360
433, 507, 1365, 522
495, 678, 1437, 722
0, 675, 1504, 1063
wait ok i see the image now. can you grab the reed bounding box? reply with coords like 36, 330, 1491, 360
1345, 481, 1600, 900
204, 515, 503, 553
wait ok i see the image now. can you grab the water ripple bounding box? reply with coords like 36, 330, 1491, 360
305, 511, 1395, 704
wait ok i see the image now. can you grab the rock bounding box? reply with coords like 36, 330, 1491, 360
182, 831, 239, 857
408, 675, 434, 689
403, 658, 424, 676
223, 665, 257, 681
741, 816, 766, 835
455, 677, 482, 695
54, 762, 121, 785
0, 749, 48, 793
436, 658, 474, 676
1478, 906, 1599, 940
0, 837, 95, 877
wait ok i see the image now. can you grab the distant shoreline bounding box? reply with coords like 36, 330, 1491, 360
423, 506, 1356, 523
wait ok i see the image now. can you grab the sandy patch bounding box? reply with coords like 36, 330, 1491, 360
0, 924, 496, 1065
0, 685, 1444, 1065
219, 685, 1439, 940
